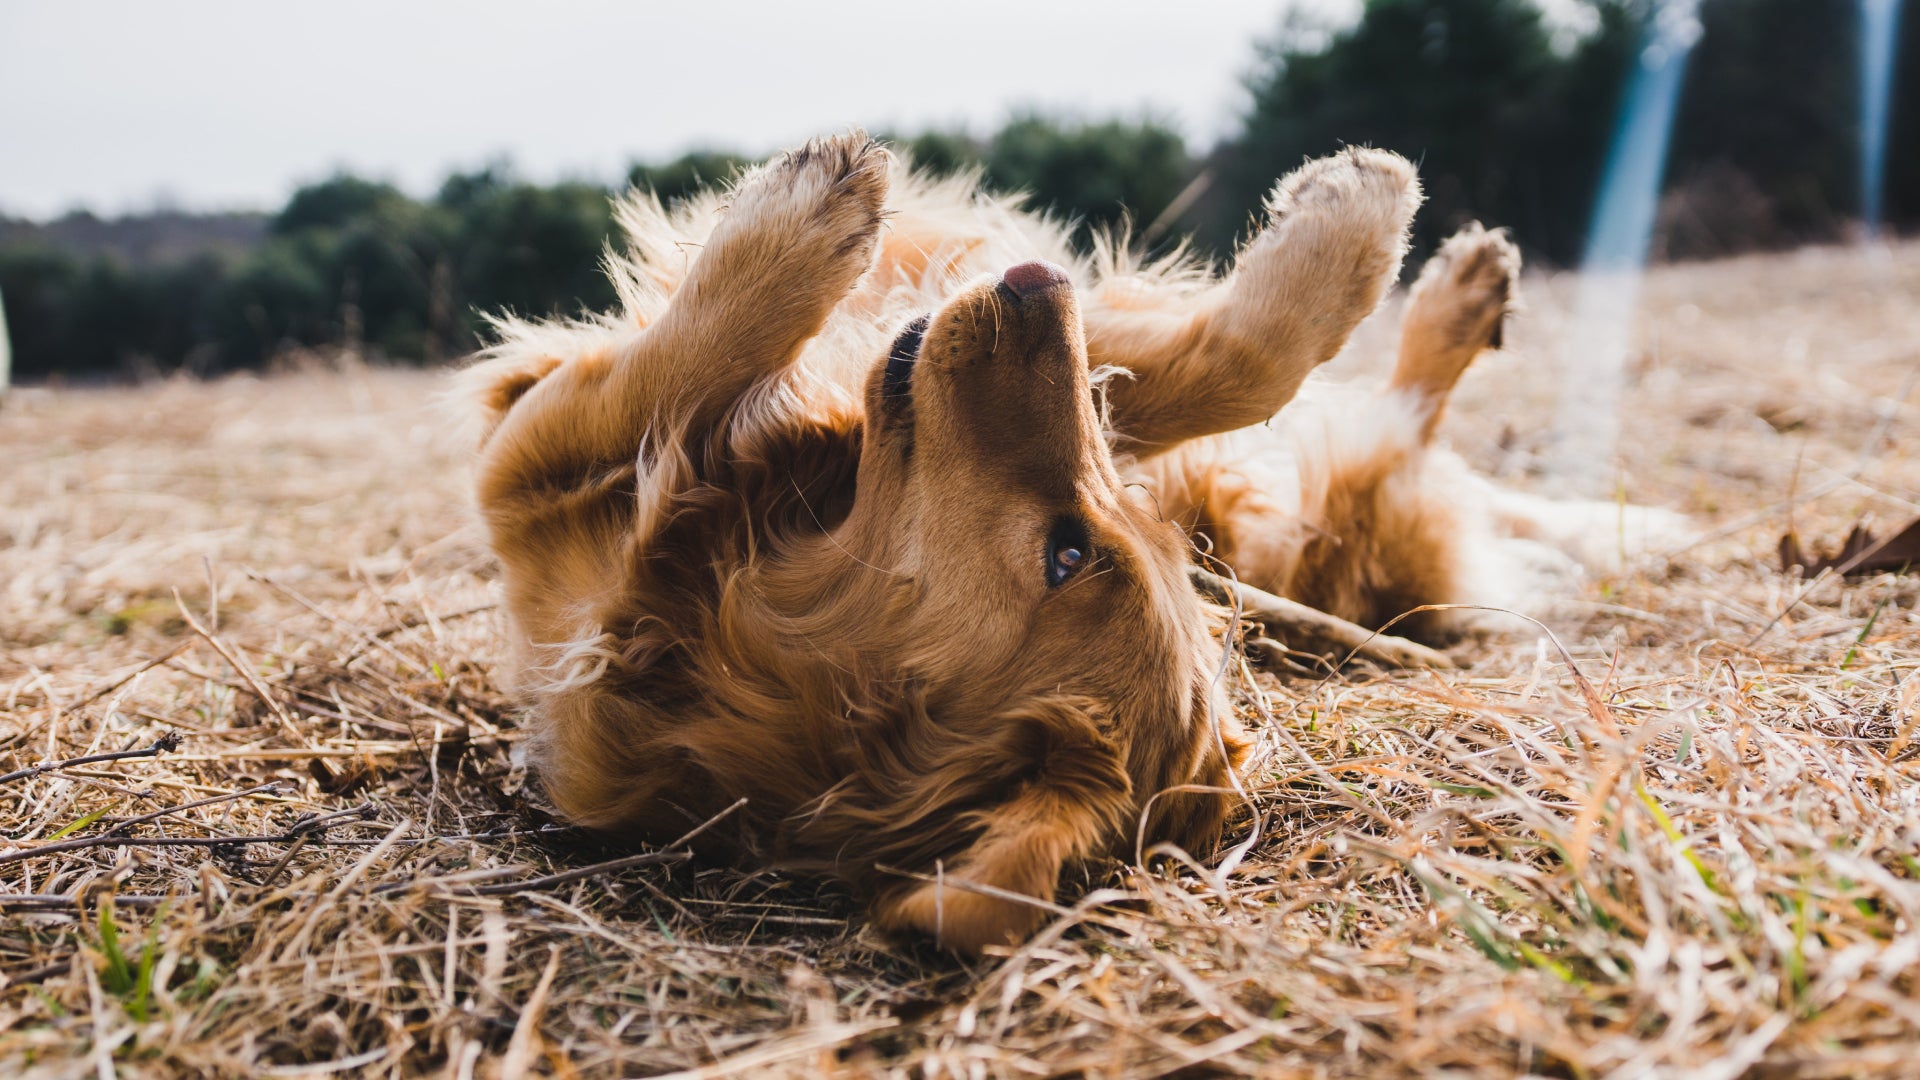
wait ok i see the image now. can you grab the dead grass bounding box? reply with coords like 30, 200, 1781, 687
3, 240, 1918, 1078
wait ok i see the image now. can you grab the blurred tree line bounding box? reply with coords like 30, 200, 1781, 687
4, 0, 1915, 380
0, 170, 620, 379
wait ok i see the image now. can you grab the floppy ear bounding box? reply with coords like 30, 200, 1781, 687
870, 706, 1135, 955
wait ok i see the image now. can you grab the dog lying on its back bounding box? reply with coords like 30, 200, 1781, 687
463, 131, 1669, 952
464, 132, 1421, 951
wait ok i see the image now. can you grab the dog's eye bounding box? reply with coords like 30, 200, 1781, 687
1045, 518, 1091, 588
883, 314, 930, 400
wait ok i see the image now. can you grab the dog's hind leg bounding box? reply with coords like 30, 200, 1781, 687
1090, 148, 1422, 460
1237, 224, 1516, 634
1389, 222, 1520, 443
1133, 225, 1516, 639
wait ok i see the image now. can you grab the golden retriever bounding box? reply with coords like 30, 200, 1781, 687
461, 131, 1424, 951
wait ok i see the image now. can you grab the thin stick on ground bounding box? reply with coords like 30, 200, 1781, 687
0, 795, 375, 866
0, 644, 193, 753
0, 894, 171, 912
0, 731, 183, 786
1189, 567, 1455, 670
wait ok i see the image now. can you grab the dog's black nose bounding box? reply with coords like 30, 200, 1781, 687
1001, 260, 1070, 297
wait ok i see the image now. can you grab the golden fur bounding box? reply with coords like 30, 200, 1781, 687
459, 130, 1669, 952
1133, 223, 1687, 640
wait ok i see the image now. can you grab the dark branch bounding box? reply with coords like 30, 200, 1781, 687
0, 732, 183, 787
0, 798, 376, 867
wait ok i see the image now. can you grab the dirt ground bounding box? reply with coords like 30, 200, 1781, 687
2, 239, 1917, 1077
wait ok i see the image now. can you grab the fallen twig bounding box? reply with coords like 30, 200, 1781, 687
0, 799, 376, 866
0, 731, 183, 787
0, 894, 169, 912
372, 602, 496, 641
5, 959, 78, 984
1188, 568, 1455, 670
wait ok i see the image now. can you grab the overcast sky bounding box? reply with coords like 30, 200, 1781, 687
0, 0, 1361, 220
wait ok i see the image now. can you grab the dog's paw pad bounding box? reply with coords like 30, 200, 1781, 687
1263, 146, 1422, 234
701, 131, 893, 296
745, 131, 890, 257
1425, 223, 1520, 304
1412, 222, 1521, 348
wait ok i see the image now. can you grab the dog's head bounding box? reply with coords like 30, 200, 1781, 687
808, 262, 1240, 951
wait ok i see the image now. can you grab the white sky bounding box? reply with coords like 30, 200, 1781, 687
0, 0, 1356, 220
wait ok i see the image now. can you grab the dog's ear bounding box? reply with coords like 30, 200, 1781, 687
451, 352, 567, 449
871, 701, 1134, 954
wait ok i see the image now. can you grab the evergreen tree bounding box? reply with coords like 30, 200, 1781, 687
1207, 0, 1643, 264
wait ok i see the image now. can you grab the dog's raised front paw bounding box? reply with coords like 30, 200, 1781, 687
726, 130, 891, 282
1262, 145, 1423, 254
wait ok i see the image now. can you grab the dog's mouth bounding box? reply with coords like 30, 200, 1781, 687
882, 314, 929, 406
874, 314, 929, 454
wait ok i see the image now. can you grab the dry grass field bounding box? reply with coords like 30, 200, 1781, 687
3, 240, 1918, 1078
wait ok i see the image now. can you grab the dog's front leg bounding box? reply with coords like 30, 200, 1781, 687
643, 132, 892, 425
479, 133, 890, 501
1090, 148, 1422, 460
